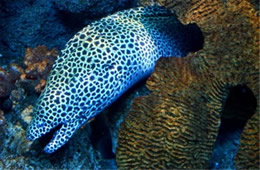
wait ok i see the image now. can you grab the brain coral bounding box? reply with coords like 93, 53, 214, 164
116, 0, 259, 169
117, 56, 223, 169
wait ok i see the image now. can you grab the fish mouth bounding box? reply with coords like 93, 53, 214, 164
26, 115, 80, 153
26, 122, 67, 154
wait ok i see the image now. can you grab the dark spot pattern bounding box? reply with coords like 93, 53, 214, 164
26, 5, 198, 154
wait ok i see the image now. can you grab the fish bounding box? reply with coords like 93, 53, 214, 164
26, 5, 203, 153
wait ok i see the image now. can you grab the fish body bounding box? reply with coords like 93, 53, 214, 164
26, 5, 202, 153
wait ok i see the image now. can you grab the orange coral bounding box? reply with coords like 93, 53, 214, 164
116, 0, 259, 169
20, 45, 58, 93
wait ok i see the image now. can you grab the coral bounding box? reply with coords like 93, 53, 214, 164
0, 64, 23, 112
2, 39, 142, 168
0, 64, 23, 99
20, 45, 58, 93
0, 45, 57, 123
235, 110, 260, 169
117, 57, 220, 169
0, 114, 115, 169
116, 0, 259, 169
0, 91, 119, 169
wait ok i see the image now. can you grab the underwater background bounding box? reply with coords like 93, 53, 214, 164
0, 0, 259, 169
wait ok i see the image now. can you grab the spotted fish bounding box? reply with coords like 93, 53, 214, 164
26, 5, 203, 153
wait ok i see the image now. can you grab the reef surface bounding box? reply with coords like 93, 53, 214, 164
0, 0, 258, 169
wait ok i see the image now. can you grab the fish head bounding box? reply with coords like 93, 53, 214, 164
26, 92, 62, 141
26, 81, 90, 153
